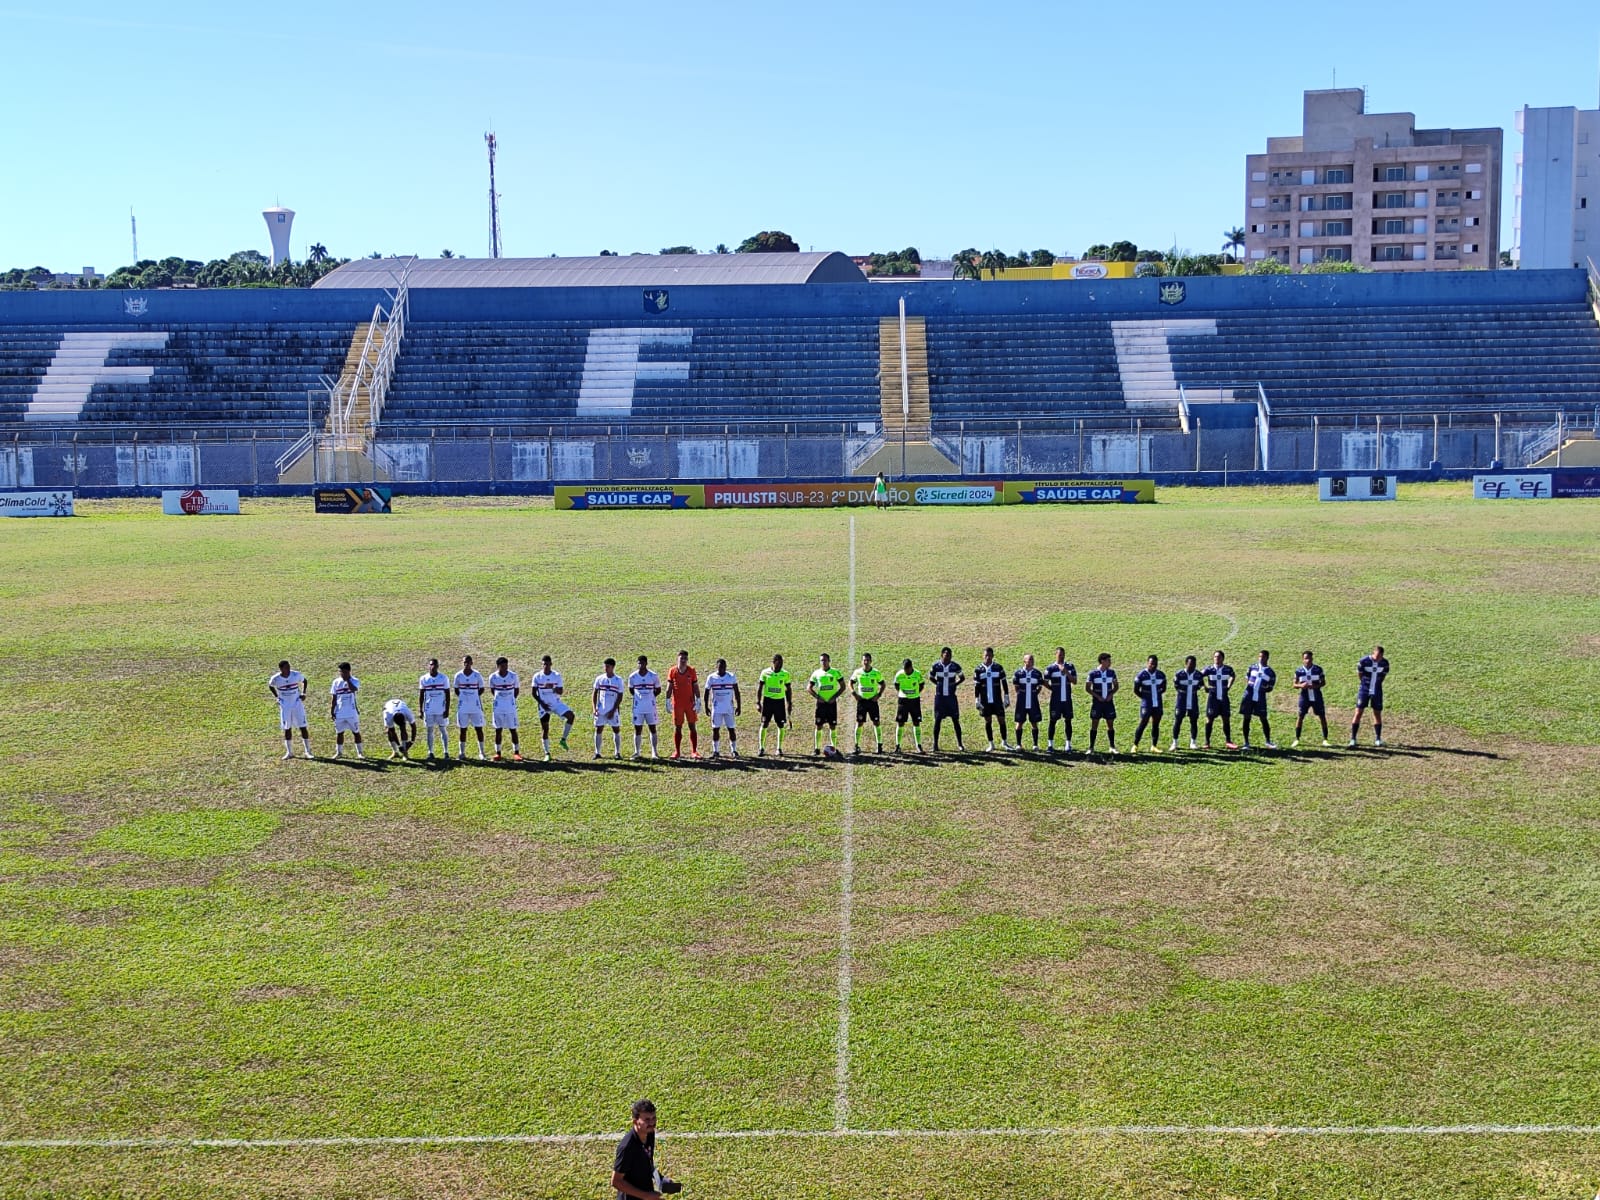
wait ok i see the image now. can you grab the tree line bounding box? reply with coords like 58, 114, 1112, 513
1, 248, 348, 291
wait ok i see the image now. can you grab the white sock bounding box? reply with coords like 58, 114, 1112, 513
634, 731, 642, 754
594, 731, 602, 754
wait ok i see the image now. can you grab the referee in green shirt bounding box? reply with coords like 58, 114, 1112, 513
757, 654, 793, 758
808, 653, 844, 756
850, 653, 887, 754
892, 658, 925, 753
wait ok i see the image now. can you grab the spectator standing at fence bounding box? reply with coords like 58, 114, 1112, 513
873, 472, 889, 509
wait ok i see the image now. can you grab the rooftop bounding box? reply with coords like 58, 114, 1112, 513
313, 252, 867, 289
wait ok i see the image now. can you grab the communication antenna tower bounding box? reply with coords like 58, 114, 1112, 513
485, 131, 502, 259
130, 208, 138, 262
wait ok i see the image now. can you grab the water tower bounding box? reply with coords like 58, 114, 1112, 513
262, 205, 295, 265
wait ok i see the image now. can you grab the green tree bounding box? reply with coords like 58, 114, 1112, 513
1030, 248, 1056, 267
659, 245, 698, 255
1245, 258, 1291, 275
1135, 248, 1165, 263
951, 248, 981, 281
1222, 227, 1247, 261
440, 249, 455, 258
714, 243, 730, 254
736, 231, 800, 253
900, 246, 921, 264
1005, 250, 1031, 268
979, 249, 1008, 278
1300, 258, 1370, 274
308, 243, 330, 263
1083, 243, 1111, 260
1107, 240, 1138, 262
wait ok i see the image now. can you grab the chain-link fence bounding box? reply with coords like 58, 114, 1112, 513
2, 409, 1592, 489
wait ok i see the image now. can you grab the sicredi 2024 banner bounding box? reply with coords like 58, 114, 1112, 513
162, 489, 240, 515
0, 491, 73, 517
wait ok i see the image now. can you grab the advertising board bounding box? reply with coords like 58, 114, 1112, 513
555, 484, 704, 510
1319, 475, 1397, 501
1004, 479, 1156, 504
0, 490, 73, 517
701, 481, 1002, 508
314, 487, 392, 514
1472, 474, 1552, 500
162, 488, 240, 515
1551, 470, 1600, 499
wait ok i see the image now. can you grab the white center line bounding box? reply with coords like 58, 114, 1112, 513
834, 514, 857, 1131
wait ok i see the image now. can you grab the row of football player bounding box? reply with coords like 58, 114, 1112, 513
266, 645, 1392, 761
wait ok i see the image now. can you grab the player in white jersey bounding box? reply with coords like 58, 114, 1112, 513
329, 662, 363, 759
383, 698, 417, 760
532, 654, 576, 762
627, 654, 662, 759
267, 659, 314, 759
592, 658, 627, 758
453, 654, 488, 761
702, 658, 742, 758
488, 656, 522, 762
417, 657, 453, 760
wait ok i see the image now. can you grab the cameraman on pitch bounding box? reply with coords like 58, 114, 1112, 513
612, 1098, 681, 1200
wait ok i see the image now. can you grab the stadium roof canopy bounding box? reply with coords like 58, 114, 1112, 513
312, 252, 866, 289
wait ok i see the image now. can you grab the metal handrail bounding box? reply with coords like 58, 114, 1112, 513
273, 430, 315, 475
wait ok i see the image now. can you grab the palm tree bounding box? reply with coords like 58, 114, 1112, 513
979, 249, 1008, 278
951, 248, 981, 281
307, 243, 329, 263
1223, 227, 1246, 262
440, 249, 455, 259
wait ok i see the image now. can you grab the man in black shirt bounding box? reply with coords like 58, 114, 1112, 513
928, 646, 966, 752
613, 1098, 674, 1200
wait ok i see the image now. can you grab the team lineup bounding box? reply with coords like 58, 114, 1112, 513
266, 645, 1393, 762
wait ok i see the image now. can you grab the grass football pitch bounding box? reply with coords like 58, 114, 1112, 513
2, 484, 1599, 1198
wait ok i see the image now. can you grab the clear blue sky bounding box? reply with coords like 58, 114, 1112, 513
3, 0, 1598, 270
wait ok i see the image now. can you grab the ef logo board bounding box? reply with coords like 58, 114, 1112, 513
1473, 474, 1552, 500
314, 487, 392, 514
1319, 475, 1397, 501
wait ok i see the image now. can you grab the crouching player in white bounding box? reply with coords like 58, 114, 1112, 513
330, 661, 363, 759
383, 698, 418, 760
593, 658, 626, 759
454, 654, 487, 761
268, 659, 314, 759
628, 654, 662, 759
418, 657, 452, 760
489, 656, 522, 762
703, 658, 741, 758
533, 654, 576, 763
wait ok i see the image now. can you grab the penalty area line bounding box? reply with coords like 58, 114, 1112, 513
7, 1125, 1600, 1151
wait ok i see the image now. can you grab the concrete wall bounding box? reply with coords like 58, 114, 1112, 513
0, 268, 1588, 329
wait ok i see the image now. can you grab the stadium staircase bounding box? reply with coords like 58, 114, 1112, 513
853, 315, 956, 476
278, 268, 410, 483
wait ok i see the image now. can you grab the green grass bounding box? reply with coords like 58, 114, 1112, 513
3, 484, 1600, 1198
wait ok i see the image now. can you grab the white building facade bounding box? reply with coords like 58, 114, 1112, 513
1515, 105, 1600, 270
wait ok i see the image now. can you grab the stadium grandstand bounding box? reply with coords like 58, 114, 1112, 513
0, 254, 1597, 490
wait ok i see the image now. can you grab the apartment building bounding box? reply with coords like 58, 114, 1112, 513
1514, 103, 1600, 270
1245, 89, 1502, 271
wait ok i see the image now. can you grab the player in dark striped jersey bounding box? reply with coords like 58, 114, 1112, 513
1239, 649, 1277, 750
1202, 650, 1238, 750
1349, 645, 1390, 747
1044, 648, 1076, 754
928, 647, 965, 753
1012, 653, 1045, 750
1292, 650, 1330, 747
1131, 655, 1167, 752
1168, 655, 1202, 751
1085, 653, 1119, 754
974, 647, 1010, 751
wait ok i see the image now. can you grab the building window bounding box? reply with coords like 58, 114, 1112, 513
1468, 190, 1483, 200
1415, 164, 1430, 181
1383, 218, 1406, 234
1250, 249, 1266, 259
1463, 243, 1478, 253
1324, 247, 1351, 262
1251, 170, 1267, 182
1465, 162, 1483, 173
1384, 166, 1407, 181
1300, 221, 1316, 237
1325, 168, 1348, 184
1324, 220, 1348, 236
1326, 194, 1350, 210
1250, 197, 1267, 208
1301, 169, 1316, 185
1582, 197, 1589, 209
1465, 216, 1479, 226
1299, 247, 1316, 264
1382, 193, 1405, 209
